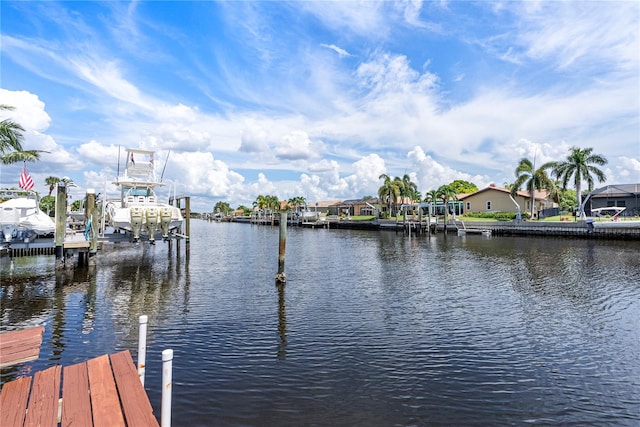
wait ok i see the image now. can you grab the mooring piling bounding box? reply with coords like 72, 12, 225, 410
275, 212, 287, 284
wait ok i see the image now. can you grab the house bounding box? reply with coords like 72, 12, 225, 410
586, 184, 640, 217
458, 183, 552, 218
307, 200, 343, 217
331, 198, 382, 217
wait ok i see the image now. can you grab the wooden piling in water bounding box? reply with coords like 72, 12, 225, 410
275, 212, 287, 284
54, 183, 67, 269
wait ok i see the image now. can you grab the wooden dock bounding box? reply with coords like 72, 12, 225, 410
0, 326, 45, 369
0, 350, 160, 427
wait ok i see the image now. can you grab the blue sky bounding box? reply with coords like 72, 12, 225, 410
1, 1, 638, 211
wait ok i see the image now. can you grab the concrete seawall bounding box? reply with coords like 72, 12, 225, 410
462, 221, 640, 240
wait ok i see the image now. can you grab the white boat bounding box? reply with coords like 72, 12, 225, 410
589, 207, 640, 228
105, 148, 183, 243
0, 189, 55, 243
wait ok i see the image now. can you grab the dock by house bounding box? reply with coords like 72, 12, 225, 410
0, 350, 160, 427
0, 326, 45, 369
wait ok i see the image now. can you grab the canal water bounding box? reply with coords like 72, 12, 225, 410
1, 220, 639, 426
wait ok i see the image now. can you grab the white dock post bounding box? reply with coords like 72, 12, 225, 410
137, 315, 148, 385
161, 349, 174, 427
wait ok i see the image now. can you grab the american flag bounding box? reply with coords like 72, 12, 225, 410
18, 163, 35, 190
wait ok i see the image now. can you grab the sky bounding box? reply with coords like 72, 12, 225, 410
1, 1, 639, 212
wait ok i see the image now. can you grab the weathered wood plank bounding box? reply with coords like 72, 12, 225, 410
0, 326, 44, 345
0, 376, 32, 426
87, 354, 125, 427
62, 361, 93, 427
110, 350, 160, 427
0, 326, 45, 368
24, 365, 61, 427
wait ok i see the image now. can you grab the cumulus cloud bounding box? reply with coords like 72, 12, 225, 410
408, 146, 491, 191
275, 131, 321, 161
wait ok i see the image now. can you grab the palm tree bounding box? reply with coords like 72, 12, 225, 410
548, 147, 608, 218
0, 105, 43, 164
436, 184, 457, 231
400, 174, 419, 214
253, 195, 269, 222
287, 196, 306, 218
45, 176, 61, 196
378, 174, 401, 218
511, 158, 556, 219
266, 195, 281, 225
423, 189, 438, 231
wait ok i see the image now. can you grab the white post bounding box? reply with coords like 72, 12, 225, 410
161, 349, 173, 427
137, 315, 148, 385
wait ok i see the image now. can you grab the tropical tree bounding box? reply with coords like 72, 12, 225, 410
237, 205, 252, 216
511, 157, 556, 219
214, 201, 232, 216
45, 176, 61, 196
449, 180, 478, 194
0, 105, 43, 164
266, 195, 281, 225
378, 174, 401, 218
287, 196, 306, 217
547, 146, 608, 218
423, 189, 439, 227
436, 184, 458, 230
400, 174, 420, 210
253, 195, 269, 221
39, 195, 56, 216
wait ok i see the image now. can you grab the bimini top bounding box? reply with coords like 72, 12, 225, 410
114, 148, 164, 188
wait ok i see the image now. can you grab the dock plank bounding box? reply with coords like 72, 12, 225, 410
87, 354, 125, 427
24, 365, 61, 427
0, 376, 32, 426
0, 326, 45, 368
110, 350, 160, 427
62, 361, 93, 427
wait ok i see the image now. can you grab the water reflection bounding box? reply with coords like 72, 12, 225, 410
1, 223, 639, 426
276, 283, 287, 360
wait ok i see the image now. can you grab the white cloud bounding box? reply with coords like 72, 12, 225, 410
275, 131, 321, 161
320, 43, 351, 58
408, 146, 491, 191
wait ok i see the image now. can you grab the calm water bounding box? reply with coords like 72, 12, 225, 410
1, 220, 639, 426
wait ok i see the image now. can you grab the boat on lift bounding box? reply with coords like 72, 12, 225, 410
105, 148, 183, 243
0, 188, 55, 244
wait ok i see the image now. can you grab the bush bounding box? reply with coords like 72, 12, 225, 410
464, 211, 530, 221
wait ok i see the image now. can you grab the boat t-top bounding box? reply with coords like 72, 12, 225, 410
105, 148, 183, 243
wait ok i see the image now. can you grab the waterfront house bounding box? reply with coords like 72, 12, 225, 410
306, 200, 343, 217
586, 183, 640, 217
458, 183, 552, 218
331, 198, 382, 217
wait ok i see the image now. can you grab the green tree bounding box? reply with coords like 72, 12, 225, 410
547, 147, 608, 218
511, 157, 556, 219
423, 189, 438, 226
400, 174, 419, 204
45, 176, 61, 196
287, 196, 306, 216
436, 184, 458, 230
449, 180, 478, 194
214, 201, 232, 216
39, 195, 56, 216
0, 105, 44, 164
378, 174, 401, 218
253, 195, 268, 221
237, 205, 252, 216
266, 195, 281, 225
